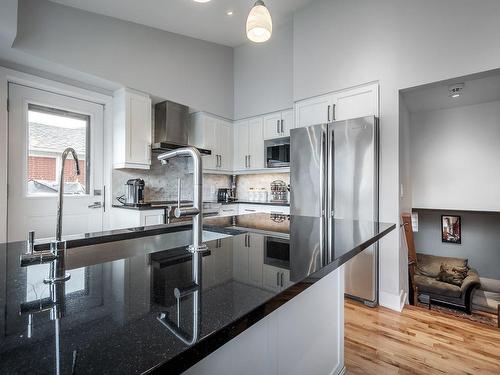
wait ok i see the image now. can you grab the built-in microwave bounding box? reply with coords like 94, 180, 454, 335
265, 140, 290, 168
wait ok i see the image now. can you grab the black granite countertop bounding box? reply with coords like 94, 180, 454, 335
0, 214, 394, 374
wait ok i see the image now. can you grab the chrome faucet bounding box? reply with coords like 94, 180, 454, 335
20, 147, 80, 283
20, 281, 68, 375
157, 146, 207, 252
158, 252, 201, 346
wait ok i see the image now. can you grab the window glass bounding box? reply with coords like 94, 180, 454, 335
27, 104, 90, 195
26, 265, 86, 302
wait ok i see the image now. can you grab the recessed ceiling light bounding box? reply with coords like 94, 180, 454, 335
226, 10, 234, 16
448, 83, 464, 98
193, 0, 211, 3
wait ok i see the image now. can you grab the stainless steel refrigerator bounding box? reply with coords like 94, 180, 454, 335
290, 116, 379, 306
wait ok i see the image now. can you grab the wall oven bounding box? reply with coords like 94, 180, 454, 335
264, 236, 290, 269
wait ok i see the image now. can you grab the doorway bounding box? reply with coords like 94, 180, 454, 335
7, 83, 105, 241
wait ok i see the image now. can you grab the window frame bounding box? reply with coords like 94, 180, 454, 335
25, 102, 93, 198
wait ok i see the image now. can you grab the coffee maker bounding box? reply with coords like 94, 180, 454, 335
125, 178, 145, 205
217, 188, 231, 202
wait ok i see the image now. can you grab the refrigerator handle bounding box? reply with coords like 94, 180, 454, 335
321, 127, 327, 217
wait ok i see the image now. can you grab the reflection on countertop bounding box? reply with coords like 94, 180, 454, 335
0, 213, 395, 374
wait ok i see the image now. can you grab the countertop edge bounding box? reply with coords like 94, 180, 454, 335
146, 222, 397, 374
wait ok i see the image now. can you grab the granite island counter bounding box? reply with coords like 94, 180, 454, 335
0, 213, 395, 375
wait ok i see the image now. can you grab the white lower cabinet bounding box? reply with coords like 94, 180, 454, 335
184, 267, 345, 375
232, 233, 263, 287
218, 204, 238, 217
262, 265, 292, 292
110, 208, 164, 229
238, 204, 290, 215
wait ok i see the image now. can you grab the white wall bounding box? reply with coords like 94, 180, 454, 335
0, 0, 17, 47
293, 0, 500, 309
14, 0, 234, 118
410, 100, 500, 211
398, 95, 411, 299
233, 20, 293, 119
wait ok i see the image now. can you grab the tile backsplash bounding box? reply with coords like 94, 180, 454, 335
112, 158, 231, 204
112, 159, 290, 204
236, 173, 290, 202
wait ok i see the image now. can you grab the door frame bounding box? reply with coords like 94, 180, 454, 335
0, 66, 114, 243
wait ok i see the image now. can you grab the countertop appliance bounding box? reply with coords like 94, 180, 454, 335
217, 188, 231, 202
291, 116, 379, 306
124, 178, 145, 206
265, 140, 290, 168
152, 101, 211, 155
270, 180, 288, 203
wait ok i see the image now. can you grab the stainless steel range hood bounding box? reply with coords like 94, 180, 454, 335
152, 100, 211, 155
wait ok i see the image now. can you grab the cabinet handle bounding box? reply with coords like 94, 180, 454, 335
280, 272, 284, 287
281, 119, 284, 134
244, 155, 247, 168
332, 104, 336, 121
276, 272, 280, 286
219, 155, 222, 168
277, 120, 280, 134
327, 105, 331, 122
216, 155, 219, 168
248, 155, 251, 168
245, 209, 256, 212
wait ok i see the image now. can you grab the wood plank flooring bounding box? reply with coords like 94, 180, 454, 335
344, 299, 500, 375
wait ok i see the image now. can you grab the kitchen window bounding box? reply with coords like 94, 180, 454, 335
27, 104, 90, 195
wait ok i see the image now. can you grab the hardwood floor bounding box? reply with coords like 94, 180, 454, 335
344, 299, 500, 375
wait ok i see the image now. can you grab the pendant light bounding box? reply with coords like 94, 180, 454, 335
246, 0, 273, 43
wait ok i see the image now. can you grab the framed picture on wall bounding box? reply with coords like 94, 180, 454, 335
441, 215, 461, 244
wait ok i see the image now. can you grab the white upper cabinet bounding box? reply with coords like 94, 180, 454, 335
294, 93, 334, 128
247, 117, 265, 169
189, 112, 233, 172
234, 117, 265, 170
281, 109, 294, 137
263, 109, 294, 140
334, 83, 379, 121
234, 120, 249, 170
294, 82, 379, 128
113, 88, 152, 169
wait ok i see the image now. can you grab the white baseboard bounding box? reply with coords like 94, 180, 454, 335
379, 289, 406, 312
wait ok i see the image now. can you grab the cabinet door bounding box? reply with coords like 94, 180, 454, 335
219, 204, 238, 217
141, 210, 165, 226
217, 120, 233, 171
294, 94, 333, 128
280, 269, 292, 289
262, 265, 281, 292
333, 83, 379, 121
248, 234, 264, 287
233, 235, 250, 283
233, 120, 249, 170
204, 115, 219, 170
280, 109, 294, 137
247, 117, 264, 169
263, 112, 282, 140
127, 92, 152, 165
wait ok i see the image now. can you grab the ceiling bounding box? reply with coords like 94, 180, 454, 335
402, 70, 500, 113
49, 0, 314, 47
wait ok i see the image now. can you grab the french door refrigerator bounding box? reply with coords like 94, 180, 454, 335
290, 116, 379, 306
